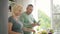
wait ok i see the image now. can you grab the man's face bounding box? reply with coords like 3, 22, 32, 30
27, 6, 33, 14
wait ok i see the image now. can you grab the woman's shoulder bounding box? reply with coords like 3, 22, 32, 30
8, 16, 13, 20
8, 16, 15, 23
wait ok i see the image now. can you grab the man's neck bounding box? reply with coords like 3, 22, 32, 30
26, 12, 30, 15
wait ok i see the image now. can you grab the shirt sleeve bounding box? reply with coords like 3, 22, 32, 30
31, 15, 37, 23
8, 16, 14, 24
8, 17, 12, 22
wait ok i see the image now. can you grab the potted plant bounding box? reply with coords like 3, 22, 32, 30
48, 29, 54, 34
41, 30, 48, 34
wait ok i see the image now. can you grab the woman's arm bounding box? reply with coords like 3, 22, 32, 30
8, 22, 21, 34
22, 27, 35, 32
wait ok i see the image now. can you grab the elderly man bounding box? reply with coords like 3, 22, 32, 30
19, 4, 39, 34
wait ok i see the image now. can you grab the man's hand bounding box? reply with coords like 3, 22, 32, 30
31, 30, 35, 33
37, 23, 40, 26
31, 23, 37, 27
32, 23, 40, 27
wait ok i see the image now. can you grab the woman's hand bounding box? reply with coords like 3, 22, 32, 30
23, 27, 35, 33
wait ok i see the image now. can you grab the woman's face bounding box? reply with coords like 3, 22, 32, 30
14, 8, 22, 16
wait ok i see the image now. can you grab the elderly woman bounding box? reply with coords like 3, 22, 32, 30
8, 4, 35, 34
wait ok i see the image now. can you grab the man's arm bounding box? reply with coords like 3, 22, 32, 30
31, 15, 37, 23
19, 15, 34, 28
32, 15, 40, 26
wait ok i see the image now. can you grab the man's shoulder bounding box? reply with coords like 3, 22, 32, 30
21, 12, 26, 15
20, 12, 26, 17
